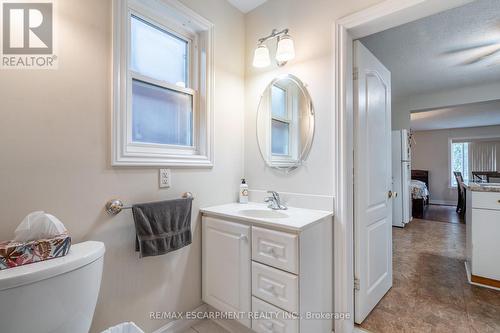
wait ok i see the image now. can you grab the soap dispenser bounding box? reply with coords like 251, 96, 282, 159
239, 179, 249, 204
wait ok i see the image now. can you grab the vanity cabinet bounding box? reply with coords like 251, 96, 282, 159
202, 217, 251, 327
201, 203, 333, 333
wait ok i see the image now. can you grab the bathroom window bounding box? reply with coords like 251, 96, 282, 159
112, 0, 214, 166
271, 85, 290, 156
269, 82, 300, 165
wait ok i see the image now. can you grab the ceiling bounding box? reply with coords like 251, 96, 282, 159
226, 0, 268, 13
360, 0, 500, 102
410, 100, 500, 131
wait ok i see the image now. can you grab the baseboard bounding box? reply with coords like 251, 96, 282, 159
152, 304, 209, 333
205, 306, 254, 333
248, 189, 334, 211
429, 200, 455, 206
465, 262, 500, 292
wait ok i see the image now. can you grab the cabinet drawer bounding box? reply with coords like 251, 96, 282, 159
252, 297, 299, 333
252, 226, 299, 274
252, 262, 298, 313
472, 191, 500, 211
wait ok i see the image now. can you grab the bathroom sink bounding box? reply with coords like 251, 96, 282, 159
201, 203, 333, 231
238, 209, 289, 219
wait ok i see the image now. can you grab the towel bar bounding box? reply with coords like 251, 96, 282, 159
105, 192, 194, 216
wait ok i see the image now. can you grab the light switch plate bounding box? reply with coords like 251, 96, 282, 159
159, 169, 171, 188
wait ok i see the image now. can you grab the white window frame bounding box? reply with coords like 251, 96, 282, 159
112, 0, 214, 167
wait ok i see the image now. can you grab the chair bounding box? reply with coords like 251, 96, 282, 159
453, 172, 466, 215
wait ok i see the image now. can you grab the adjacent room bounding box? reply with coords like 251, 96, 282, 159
357, 0, 500, 331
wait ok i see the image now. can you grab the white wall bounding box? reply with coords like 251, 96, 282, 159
412, 125, 500, 205
0, 0, 245, 332
244, 0, 383, 208
393, 101, 411, 130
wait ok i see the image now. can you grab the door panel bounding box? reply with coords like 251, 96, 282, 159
354, 40, 393, 324
202, 217, 251, 327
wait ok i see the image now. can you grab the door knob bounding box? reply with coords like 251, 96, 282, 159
388, 191, 393, 198
239, 234, 248, 242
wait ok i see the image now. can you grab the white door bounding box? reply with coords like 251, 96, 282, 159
353, 40, 393, 324
202, 217, 251, 327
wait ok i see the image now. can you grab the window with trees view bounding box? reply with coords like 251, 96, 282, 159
451, 142, 469, 187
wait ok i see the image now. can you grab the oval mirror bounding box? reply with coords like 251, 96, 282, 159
257, 75, 315, 171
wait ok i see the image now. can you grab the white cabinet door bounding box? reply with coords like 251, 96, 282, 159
354, 40, 393, 324
202, 216, 251, 327
471, 209, 500, 281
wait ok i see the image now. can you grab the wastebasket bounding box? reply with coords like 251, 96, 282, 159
101, 322, 145, 333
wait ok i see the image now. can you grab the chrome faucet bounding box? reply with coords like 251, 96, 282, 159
264, 191, 288, 210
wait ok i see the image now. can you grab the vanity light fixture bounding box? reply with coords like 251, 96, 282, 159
253, 28, 295, 68
253, 44, 271, 68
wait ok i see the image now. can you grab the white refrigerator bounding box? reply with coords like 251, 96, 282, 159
392, 129, 412, 228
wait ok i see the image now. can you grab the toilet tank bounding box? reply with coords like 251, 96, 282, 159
0, 241, 105, 333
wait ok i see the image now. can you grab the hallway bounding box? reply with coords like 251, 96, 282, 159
360, 219, 500, 332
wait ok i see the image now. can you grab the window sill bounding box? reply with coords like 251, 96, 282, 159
112, 153, 214, 167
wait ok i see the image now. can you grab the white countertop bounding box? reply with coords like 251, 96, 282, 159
200, 202, 333, 232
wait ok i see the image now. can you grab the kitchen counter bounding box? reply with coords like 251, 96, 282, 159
464, 181, 500, 193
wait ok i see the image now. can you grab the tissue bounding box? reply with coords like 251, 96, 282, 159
14, 211, 68, 243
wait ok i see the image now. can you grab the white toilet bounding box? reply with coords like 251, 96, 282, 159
0, 241, 105, 333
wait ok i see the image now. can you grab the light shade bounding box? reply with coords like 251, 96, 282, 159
253, 44, 271, 68
276, 35, 295, 63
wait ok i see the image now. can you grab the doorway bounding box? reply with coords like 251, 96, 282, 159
333, 1, 477, 332
338, 0, 500, 332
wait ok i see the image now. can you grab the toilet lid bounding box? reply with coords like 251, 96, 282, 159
0, 241, 105, 291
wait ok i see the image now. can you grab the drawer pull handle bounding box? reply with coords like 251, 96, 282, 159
263, 322, 275, 333
264, 247, 276, 256
264, 285, 277, 295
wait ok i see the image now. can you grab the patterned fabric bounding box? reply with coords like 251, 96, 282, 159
0, 233, 71, 270
411, 180, 429, 199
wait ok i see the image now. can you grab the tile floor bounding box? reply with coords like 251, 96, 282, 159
360, 218, 500, 333
182, 320, 230, 333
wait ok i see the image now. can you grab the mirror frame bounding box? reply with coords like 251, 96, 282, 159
256, 74, 315, 172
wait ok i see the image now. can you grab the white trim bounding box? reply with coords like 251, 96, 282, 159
112, 0, 214, 167
333, 1, 474, 332
151, 304, 209, 333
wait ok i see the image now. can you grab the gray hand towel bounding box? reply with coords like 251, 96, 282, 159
132, 198, 193, 258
